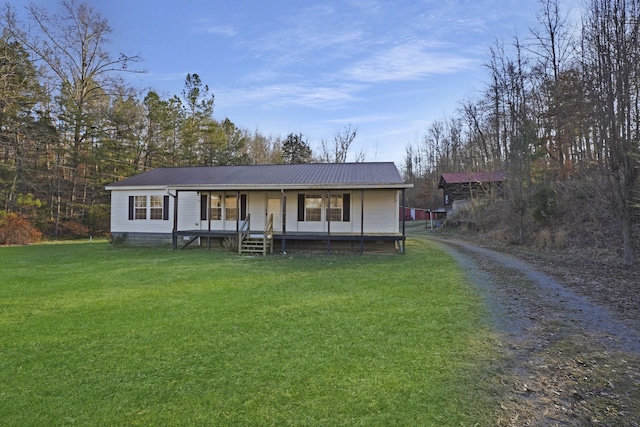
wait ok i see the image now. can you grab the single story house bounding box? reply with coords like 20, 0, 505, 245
438, 171, 507, 214
105, 162, 413, 254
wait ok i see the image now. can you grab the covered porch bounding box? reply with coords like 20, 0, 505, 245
170, 187, 408, 254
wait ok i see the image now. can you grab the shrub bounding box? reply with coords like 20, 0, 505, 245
534, 228, 553, 248
531, 183, 557, 222
57, 220, 90, 239
0, 213, 42, 245
554, 228, 568, 249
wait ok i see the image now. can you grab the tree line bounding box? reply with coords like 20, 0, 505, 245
0, 1, 359, 240
403, 0, 639, 265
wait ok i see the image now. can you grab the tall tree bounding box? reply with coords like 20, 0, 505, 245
281, 132, 312, 164
0, 34, 48, 212
2, 0, 142, 224
529, 0, 577, 175
180, 73, 214, 165
583, 0, 640, 265
320, 124, 358, 163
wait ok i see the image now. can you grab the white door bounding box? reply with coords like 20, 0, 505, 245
267, 197, 282, 231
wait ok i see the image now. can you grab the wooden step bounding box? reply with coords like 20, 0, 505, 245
240, 237, 267, 254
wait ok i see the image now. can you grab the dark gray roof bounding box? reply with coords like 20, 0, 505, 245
106, 162, 411, 190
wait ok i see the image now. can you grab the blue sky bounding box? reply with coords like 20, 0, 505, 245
12, 0, 582, 165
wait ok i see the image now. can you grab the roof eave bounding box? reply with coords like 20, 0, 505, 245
106, 183, 413, 191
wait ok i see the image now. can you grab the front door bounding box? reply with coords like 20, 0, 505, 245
266, 197, 282, 231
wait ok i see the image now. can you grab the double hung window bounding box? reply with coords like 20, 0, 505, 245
225, 194, 238, 220
298, 193, 350, 222
150, 196, 164, 220
210, 195, 222, 220
327, 195, 343, 222
304, 194, 322, 221
129, 195, 169, 220
134, 196, 147, 219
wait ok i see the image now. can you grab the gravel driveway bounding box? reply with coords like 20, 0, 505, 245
426, 236, 640, 426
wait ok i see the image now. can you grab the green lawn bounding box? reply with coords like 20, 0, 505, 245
0, 239, 501, 426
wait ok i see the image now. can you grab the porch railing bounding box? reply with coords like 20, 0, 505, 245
264, 213, 274, 254
237, 214, 250, 254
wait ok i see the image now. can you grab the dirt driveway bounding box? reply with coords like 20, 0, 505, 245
426, 236, 640, 426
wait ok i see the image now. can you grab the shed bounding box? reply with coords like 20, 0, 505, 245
438, 171, 507, 210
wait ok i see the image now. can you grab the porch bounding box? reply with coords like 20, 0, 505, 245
173, 228, 406, 255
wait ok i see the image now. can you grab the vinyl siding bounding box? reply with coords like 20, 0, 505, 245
110, 190, 174, 233
111, 189, 400, 235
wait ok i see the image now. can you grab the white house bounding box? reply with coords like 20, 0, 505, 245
105, 162, 412, 254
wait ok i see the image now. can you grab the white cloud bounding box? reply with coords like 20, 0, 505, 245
193, 20, 237, 37
343, 42, 474, 83
218, 82, 362, 110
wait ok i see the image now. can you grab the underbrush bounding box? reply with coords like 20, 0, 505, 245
443, 176, 638, 261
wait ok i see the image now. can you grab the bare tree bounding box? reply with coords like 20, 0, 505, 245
583, 0, 640, 265
320, 124, 358, 163
528, 0, 578, 175
2, 0, 142, 226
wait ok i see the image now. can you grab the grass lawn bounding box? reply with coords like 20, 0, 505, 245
0, 238, 501, 426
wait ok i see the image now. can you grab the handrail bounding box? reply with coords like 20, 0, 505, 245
264, 214, 274, 255
264, 213, 273, 239
238, 214, 250, 254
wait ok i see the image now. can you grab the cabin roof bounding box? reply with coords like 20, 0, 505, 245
106, 162, 412, 190
438, 171, 507, 188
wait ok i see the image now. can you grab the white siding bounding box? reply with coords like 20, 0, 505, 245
111, 188, 400, 235
362, 190, 399, 233
178, 192, 200, 230
110, 190, 174, 233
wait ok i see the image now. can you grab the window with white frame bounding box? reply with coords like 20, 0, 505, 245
150, 195, 163, 220
304, 194, 322, 221
327, 194, 343, 222
129, 195, 168, 221
298, 193, 350, 222
134, 195, 147, 220
210, 194, 222, 220
225, 194, 238, 220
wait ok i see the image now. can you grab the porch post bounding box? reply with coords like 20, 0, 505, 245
207, 192, 211, 250
281, 190, 287, 254
172, 190, 179, 250
236, 191, 240, 233
327, 190, 331, 254
401, 188, 406, 254
360, 189, 364, 254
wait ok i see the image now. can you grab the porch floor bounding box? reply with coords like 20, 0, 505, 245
174, 229, 403, 241
173, 229, 405, 252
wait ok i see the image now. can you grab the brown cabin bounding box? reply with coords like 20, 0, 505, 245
438, 171, 507, 210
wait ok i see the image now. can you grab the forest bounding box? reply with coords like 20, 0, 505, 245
1, 0, 639, 265
403, 0, 640, 266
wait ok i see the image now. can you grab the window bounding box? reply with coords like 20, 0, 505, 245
150, 196, 163, 220
128, 195, 169, 221
327, 195, 342, 222
305, 194, 322, 221
210, 194, 221, 220
225, 194, 237, 220
134, 196, 147, 220
297, 193, 351, 222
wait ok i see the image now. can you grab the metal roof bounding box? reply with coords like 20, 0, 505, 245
105, 162, 412, 190
438, 171, 507, 187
